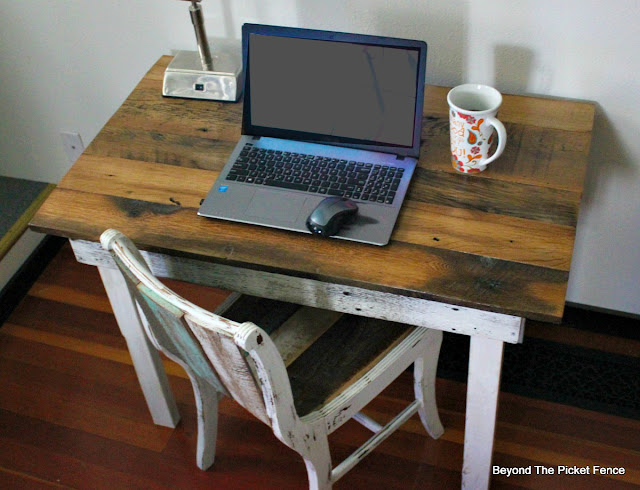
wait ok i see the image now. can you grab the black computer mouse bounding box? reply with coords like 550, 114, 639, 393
306, 197, 359, 237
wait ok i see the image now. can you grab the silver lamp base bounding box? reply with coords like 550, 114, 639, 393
163, 41, 242, 102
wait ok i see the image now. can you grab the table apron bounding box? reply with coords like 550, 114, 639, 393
71, 239, 525, 344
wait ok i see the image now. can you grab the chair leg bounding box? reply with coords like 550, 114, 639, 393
414, 330, 444, 439
301, 433, 333, 490
192, 377, 220, 470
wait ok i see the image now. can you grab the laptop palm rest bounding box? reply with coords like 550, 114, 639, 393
245, 190, 307, 223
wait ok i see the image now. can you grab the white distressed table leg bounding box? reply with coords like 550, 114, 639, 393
462, 335, 505, 490
98, 266, 180, 428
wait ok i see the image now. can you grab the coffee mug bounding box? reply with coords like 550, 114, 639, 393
447, 84, 507, 173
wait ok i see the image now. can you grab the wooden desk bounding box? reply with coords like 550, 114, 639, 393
30, 56, 594, 488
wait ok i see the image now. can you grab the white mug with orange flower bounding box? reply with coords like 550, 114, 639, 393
447, 84, 507, 173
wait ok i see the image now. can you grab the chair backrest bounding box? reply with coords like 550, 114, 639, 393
101, 229, 274, 426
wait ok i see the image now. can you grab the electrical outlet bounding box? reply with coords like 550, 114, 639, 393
61, 131, 85, 164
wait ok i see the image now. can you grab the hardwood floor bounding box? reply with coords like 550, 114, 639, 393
1, 243, 638, 489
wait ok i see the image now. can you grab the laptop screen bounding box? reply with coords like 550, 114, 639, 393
241, 25, 427, 158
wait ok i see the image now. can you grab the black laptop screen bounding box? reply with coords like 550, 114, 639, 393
241, 25, 427, 157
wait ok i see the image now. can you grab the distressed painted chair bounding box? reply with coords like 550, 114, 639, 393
101, 229, 444, 489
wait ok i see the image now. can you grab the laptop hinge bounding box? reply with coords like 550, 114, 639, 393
396, 155, 405, 161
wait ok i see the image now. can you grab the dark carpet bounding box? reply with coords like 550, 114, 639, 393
437, 307, 640, 420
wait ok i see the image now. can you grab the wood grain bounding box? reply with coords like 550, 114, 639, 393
34, 188, 569, 321
418, 119, 591, 192
395, 200, 576, 270
30, 56, 595, 323
423, 84, 596, 132
71, 239, 526, 343
58, 155, 577, 270
269, 307, 343, 366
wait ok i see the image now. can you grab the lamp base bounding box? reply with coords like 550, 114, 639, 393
163, 42, 242, 102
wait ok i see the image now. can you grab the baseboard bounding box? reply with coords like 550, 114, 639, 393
0, 230, 45, 292
0, 235, 66, 326
566, 301, 640, 321
562, 303, 640, 341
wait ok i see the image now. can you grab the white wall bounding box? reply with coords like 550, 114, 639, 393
1, 1, 638, 315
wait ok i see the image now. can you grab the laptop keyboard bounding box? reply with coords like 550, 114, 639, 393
224, 144, 404, 205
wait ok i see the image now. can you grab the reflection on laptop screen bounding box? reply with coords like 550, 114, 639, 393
247, 33, 421, 149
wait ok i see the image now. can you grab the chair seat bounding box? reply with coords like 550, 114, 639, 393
222, 295, 413, 417
222, 294, 301, 332
288, 314, 413, 416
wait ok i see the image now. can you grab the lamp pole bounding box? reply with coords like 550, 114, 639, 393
187, 0, 214, 71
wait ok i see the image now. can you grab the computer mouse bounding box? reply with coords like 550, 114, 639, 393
306, 197, 359, 237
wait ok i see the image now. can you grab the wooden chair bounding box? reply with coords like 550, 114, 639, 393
101, 229, 444, 489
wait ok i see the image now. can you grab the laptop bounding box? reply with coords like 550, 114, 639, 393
198, 24, 428, 246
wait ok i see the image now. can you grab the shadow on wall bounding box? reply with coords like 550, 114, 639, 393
373, 1, 469, 87
580, 106, 637, 211
494, 44, 535, 94
566, 105, 638, 312
493, 44, 557, 95
492, 43, 636, 215
292, 0, 468, 88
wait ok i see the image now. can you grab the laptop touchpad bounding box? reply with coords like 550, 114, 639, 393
245, 189, 306, 223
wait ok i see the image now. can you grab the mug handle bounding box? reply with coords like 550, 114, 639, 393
482, 116, 507, 166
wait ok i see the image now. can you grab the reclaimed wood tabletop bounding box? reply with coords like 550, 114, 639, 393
30, 56, 595, 323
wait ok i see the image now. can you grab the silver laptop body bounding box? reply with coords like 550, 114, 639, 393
198, 24, 428, 246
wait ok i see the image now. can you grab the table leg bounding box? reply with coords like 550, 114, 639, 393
98, 266, 181, 428
462, 336, 504, 489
